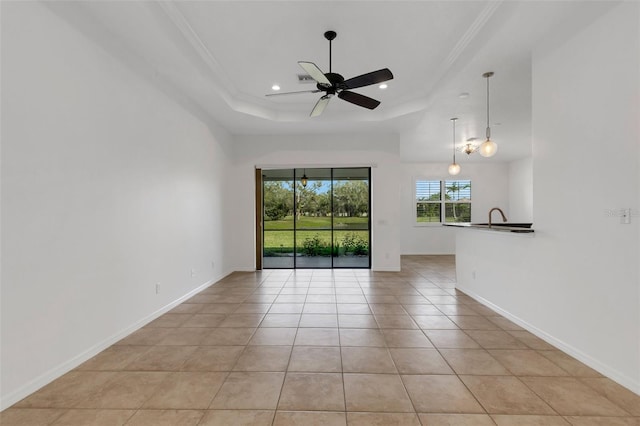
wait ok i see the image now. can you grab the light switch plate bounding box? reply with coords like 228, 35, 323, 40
621, 208, 631, 224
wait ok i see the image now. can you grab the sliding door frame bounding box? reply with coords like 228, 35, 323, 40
258, 167, 371, 269
255, 169, 263, 270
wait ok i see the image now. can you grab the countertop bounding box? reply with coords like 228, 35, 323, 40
443, 223, 535, 233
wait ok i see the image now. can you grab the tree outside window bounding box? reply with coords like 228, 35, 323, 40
416, 179, 471, 223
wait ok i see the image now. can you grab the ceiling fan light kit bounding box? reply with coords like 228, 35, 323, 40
265, 31, 394, 117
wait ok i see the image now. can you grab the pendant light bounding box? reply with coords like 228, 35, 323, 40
448, 118, 461, 176
479, 71, 498, 157
300, 169, 308, 187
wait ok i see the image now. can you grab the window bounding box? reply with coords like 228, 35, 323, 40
416, 180, 442, 223
416, 179, 471, 224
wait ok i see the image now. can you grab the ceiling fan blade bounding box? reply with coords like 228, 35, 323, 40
342, 68, 393, 90
310, 95, 331, 117
298, 61, 331, 87
338, 91, 380, 110
265, 89, 321, 97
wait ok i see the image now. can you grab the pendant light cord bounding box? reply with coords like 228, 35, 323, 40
486, 74, 491, 140
452, 118, 457, 164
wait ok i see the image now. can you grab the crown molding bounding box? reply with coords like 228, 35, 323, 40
155, 1, 237, 98
444, 0, 503, 70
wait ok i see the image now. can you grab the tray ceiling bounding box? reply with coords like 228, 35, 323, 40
45, 1, 616, 162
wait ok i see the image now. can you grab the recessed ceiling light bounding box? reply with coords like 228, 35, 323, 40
379, 83, 388, 89
272, 84, 281, 91
458, 92, 470, 99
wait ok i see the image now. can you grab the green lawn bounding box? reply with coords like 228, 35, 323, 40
264, 215, 368, 230
417, 216, 440, 223
264, 229, 369, 256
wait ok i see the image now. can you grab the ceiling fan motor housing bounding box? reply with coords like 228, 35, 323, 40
318, 72, 345, 94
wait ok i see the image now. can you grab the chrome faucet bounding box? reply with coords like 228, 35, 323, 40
488, 207, 508, 228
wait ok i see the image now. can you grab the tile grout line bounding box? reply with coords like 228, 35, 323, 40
338, 278, 349, 423
410, 271, 495, 424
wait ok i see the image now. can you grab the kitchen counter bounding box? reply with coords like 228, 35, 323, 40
443, 222, 534, 233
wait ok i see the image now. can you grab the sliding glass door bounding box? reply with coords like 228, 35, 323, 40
332, 168, 370, 268
294, 168, 332, 268
262, 169, 295, 268
261, 167, 370, 269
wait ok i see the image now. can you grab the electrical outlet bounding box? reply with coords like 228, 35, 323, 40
155, 282, 160, 294
472, 271, 476, 280
211, 261, 215, 269
191, 269, 196, 277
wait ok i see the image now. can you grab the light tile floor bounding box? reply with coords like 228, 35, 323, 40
3, 255, 639, 425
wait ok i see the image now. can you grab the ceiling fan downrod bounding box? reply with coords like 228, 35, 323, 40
324, 30, 336, 73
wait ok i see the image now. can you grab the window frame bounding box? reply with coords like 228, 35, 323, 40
414, 178, 472, 226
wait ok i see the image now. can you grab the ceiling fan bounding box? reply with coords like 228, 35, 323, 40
265, 31, 394, 117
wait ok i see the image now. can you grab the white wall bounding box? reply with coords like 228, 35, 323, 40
1, 2, 233, 408
508, 157, 533, 222
229, 134, 402, 271
457, 2, 640, 392
400, 162, 509, 255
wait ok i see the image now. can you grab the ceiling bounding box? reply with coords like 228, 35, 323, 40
47, 1, 616, 162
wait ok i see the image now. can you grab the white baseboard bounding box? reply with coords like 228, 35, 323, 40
0, 274, 227, 410
457, 284, 640, 395
401, 252, 455, 256
372, 266, 402, 272
231, 267, 257, 272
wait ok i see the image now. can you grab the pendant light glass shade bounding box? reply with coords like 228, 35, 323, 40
480, 71, 498, 158
448, 118, 461, 176
301, 169, 308, 187
479, 139, 497, 157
